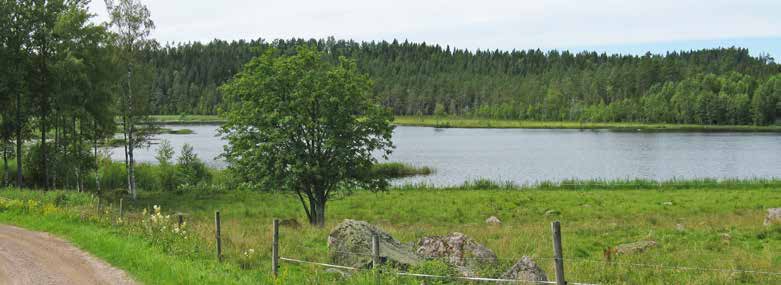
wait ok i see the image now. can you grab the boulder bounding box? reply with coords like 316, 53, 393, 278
764, 208, 781, 226
416, 232, 497, 276
328, 219, 422, 269
615, 240, 657, 255
501, 256, 548, 282
485, 216, 502, 225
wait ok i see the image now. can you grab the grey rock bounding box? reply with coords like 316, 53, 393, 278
765, 208, 781, 226
324, 268, 351, 278
328, 219, 422, 269
485, 216, 502, 225
416, 232, 497, 277
615, 240, 657, 255
501, 256, 548, 282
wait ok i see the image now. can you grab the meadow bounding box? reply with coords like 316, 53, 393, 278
1, 180, 780, 284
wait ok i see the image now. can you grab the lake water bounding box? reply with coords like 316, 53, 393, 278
111, 125, 781, 186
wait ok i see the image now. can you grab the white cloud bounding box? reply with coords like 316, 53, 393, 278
88, 0, 781, 51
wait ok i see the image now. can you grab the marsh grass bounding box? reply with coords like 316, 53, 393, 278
372, 162, 433, 178
2, 182, 781, 284
147, 114, 781, 132
394, 116, 781, 132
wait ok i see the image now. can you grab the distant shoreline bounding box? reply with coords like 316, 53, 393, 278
148, 115, 781, 132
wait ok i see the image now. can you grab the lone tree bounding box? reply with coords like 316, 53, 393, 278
220, 47, 394, 226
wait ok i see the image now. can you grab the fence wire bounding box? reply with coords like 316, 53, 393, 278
279, 256, 598, 285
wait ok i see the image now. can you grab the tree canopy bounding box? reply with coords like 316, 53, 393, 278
145, 38, 780, 125
219, 47, 394, 226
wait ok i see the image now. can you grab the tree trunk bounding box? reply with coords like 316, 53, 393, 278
94, 126, 101, 193
307, 197, 326, 227
127, 65, 136, 200
122, 116, 128, 169
74, 118, 82, 193
42, 115, 48, 190
15, 103, 22, 188
2, 141, 8, 187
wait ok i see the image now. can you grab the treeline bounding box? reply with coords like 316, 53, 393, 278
0, 0, 157, 196
147, 38, 781, 124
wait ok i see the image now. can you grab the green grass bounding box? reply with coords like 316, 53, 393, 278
147, 114, 781, 132
158, 128, 195, 135
150, 115, 226, 125
395, 116, 781, 132
2, 182, 781, 284
372, 162, 433, 178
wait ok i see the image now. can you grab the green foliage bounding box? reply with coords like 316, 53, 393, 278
219, 47, 394, 226
370, 162, 433, 178
408, 260, 458, 283
155, 139, 175, 165
175, 144, 210, 187
143, 39, 779, 126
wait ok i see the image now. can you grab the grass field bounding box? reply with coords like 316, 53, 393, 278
148, 114, 781, 132
2, 181, 780, 284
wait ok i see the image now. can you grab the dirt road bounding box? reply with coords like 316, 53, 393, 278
0, 224, 136, 285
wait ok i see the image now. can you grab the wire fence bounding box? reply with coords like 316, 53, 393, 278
270, 220, 781, 284
279, 256, 598, 285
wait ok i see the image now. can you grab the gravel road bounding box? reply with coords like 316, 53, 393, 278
0, 224, 136, 285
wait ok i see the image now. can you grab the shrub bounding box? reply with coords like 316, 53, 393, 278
176, 144, 211, 186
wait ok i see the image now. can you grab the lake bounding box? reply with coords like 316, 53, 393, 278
111, 125, 781, 186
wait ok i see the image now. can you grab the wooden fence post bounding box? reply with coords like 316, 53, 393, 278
272, 219, 279, 278
215, 211, 222, 262
551, 221, 566, 285
372, 232, 381, 285
178, 214, 184, 227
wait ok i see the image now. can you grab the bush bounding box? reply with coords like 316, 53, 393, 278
176, 144, 211, 186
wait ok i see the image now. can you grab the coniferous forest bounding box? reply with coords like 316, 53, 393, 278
148, 38, 781, 125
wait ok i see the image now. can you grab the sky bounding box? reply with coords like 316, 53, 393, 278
89, 0, 781, 59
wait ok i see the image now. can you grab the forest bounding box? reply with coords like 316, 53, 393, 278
2, 1, 781, 191
147, 38, 781, 125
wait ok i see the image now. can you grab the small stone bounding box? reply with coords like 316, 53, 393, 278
279, 218, 301, 229
485, 216, 502, 225
615, 240, 657, 255
764, 208, 781, 226
501, 256, 548, 282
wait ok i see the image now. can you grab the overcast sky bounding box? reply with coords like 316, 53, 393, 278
88, 0, 781, 58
